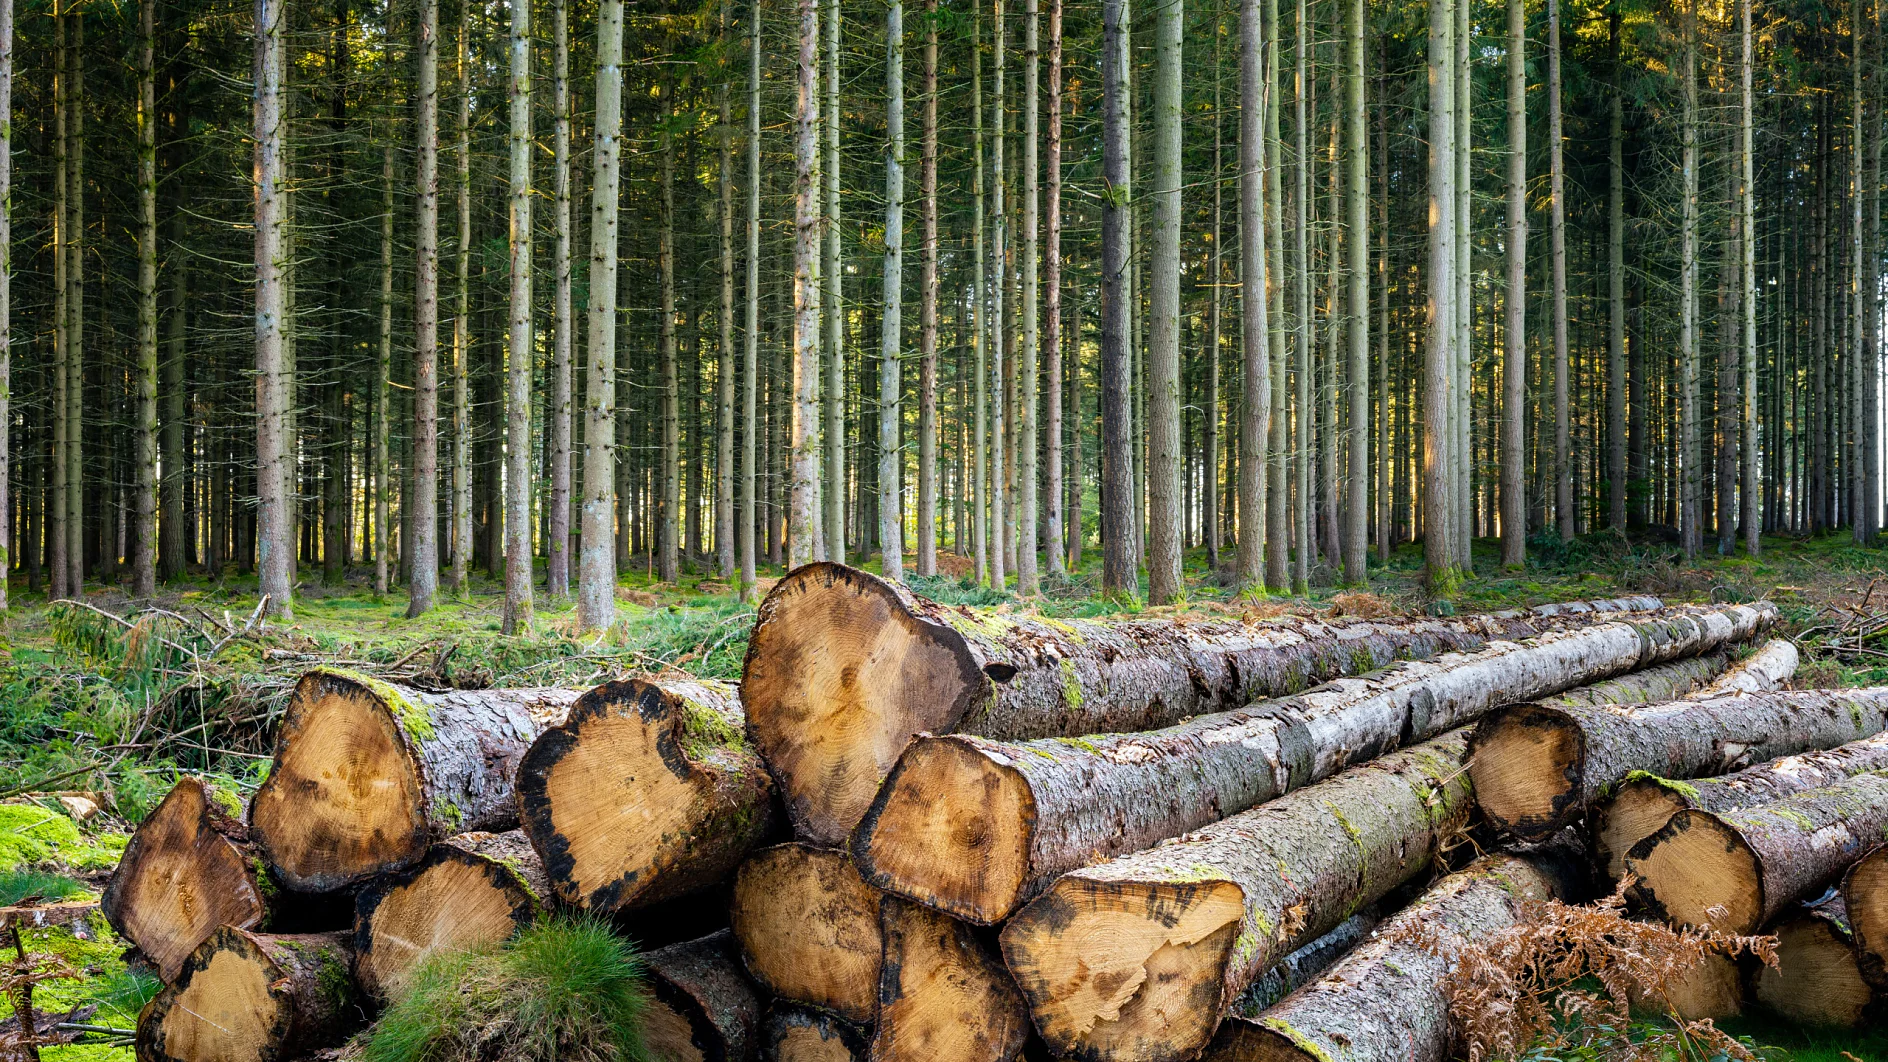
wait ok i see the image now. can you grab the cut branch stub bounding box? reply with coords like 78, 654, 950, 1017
135, 927, 362, 1062
997, 732, 1475, 1062
250, 668, 581, 891
729, 843, 882, 1024
517, 675, 778, 912
872, 897, 1030, 1062
1470, 684, 1888, 844
1843, 844, 1888, 990
642, 930, 764, 1062
743, 562, 1652, 845
101, 777, 266, 983
351, 831, 543, 1001
1628, 770, 1888, 934
859, 603, 1771, 924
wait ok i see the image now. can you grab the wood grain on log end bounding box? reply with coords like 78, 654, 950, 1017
1466, 704, 1584, 842
730, 843, 883, 1023
1626, 810, 1763, 933
1629, 949, 1743, 1021
102, 777, 267, 983
1593, 775, 1694, 884
872, 898, 1029, 1062
352, 836, 541, 1001
642, 930, 763, 1062
1753, 901, 1877, 1028
517, 676, 777, 912
765, 1003, 871, 1062
852, 736, 1033, 924
1000, 878, 1244, 1062
136, 927, 360, 1062
742, 563, 987, 846
1843, 844, 1888, 989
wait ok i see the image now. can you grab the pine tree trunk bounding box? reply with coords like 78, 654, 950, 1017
579, 0, 624, 626
1143, 0, 1182, 604
66, 19, 82, 594
823, 0, 844, 561
1424, 0, 1459, 587
450, 19, 472, 597
407, 0, 440, 617
1500, 0, 1526, 568
1015, 0, 1041, 596
548, 0, 572, 599
789, 0, 822, 568
376, 147, 393, 597
716, 10, 736, 583
991, 4, 1009, 589
1235, 0, 1268, 593
1606, 12, 1625, 534
1679, 0, 1701, 556
1343, 0, 1367, 584
256, 0, 292, 618
1741, 0, 1760, 553
1264, 0, 1288, 591
880, 0, 906, 583
1452, 0, 1471, 568
1549, 0, 1572, 544
352, 831, 544, 1000
1100, 0, 1134, 599
1044, 0, 1065, 579
502, 0, 533, 633
132, 0, 157, 598
972, 19, 989, 586
160, 208, 186, 581
0, 0, 9, 606
51, 6, 66, 602
741, 0, 761, 600
660, 78, 681, 584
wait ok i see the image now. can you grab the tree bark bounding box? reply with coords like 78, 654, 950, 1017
642, 930, 763, 1062
1044, 0, 1064, 579
1424, 0, 1460, 587
502, 0, 533, 633
352, 831, 544, 1001
1844, 844, 1888, 989
448, 19, 472, 598
1014, 0, 1040, 595
103, 778, 267, 983
1233, 911, 1379, 1014
991, 2, 1009, 588
730, 843, 882, 1024
136, 929, 360, 1062
1531, 650, 1732, 711
1630, 770, 1888, 934
1236, 0, 1269, 593
858, 602, 1764, 924
132, 0, 157, 598
741, 0, 761, 600
547, 0, 572, 599
1740, 0, 1760, 553
823, 0, 844, 561
660, 78, 681, 584
1548, 0, 1571, 544
1099, 0, 1134, 599
51, 5, 66, 601
1204, 853, 1578, 1062
251, 669, 582, 891
376, 147, 393, 597
1679, 0, 1701, 556
1471, 682, 1887, 846
873, 898, 1030, 1062
765, 1003, 870, 1062
578, 0, 624, 627
880, 0, 906, 583
516, 676, 778, 913
256, 0, 292, 618
1343, 0, 1368, 585
997, 732, 1476, 1062
972, 17, 989, 585
716, 7, 736, 584
789, 0, 822, 569
1500, 0, 1526, 568
745, 561, 1657, 844
1144, 0, 1182, 604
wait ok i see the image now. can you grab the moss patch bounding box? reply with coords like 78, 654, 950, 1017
0, 803, 126, 873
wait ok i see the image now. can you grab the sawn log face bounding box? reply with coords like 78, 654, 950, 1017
135, 928, 361, 1062
351, 832, 542, 1001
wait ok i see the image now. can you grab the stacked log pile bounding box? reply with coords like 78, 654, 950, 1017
112, 561, 1888, 1062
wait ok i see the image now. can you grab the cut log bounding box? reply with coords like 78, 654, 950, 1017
1629, 949, 1744, 1022
1627, 770, 1888, 934
1233, 911, 1378, 1014
859, 603, 1770, 924
1532, 652, 1731, 708
102, 777, 268, 983
135, 927, 361, 1062
250, 669, 582, 891
1843, 845, 1888, 989
871, 897, 1029, 1062
1695, 638, 1799, 695
642, 930, 763, 1062
764, 1003, 871, 1062
997, 732, 1475, 1062
729, 843, 881, 1023
743, 561, 1661, 844
1596, 728, 1888, 883
1470, 686, 1888, 844
1752, 895, 1878, 1028
517, 675, 778, 912
351, 830, 544, 1001
1203, 853, 1575, 1062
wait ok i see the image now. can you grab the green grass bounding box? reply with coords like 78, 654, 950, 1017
362, 915, 652, 1062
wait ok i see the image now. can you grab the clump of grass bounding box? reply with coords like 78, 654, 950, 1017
362, 916, 652, 1062
0, 867, 88, 905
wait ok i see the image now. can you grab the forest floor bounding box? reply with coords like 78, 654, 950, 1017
4, 528, 1888, 1060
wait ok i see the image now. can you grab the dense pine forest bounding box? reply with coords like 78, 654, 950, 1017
0, 0, 1880, 626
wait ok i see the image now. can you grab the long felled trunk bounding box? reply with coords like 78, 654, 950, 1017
998, 732, 1475, 1062
856, 602, 1769, 923
1844, 845, 1888, 989
250, 670, 581, 891
1470, 683, 1888, 845
352, 831, 545, 1001
135, 928, 361, 1062
744, 562, 1659, 845
1629, 769, 1888, 934
1750, 896, 1879, 1028
103, 778, 267, 983
516, 676, 778, 913
1204, 852, 1580, 1062
643, 930, 764, 1062
730, 844, 882, 1024
873, 899, 1030, 1062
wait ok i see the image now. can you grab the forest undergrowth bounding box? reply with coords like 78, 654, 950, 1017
4, 529, 1887, 1060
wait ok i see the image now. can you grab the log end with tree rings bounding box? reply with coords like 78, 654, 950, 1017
741, 563, 988, 846
765, 1003, 871, 1062
101, 777, 267, 983
1465, 703, 1586, 842
351, 837, 541, 1001
1592, 774, 1696, 885
872, 897, 1030, 1062
135, 928, 360, 1062
852, 735, 1034, 924
1000, 877, 1246, 1062
729, 843, 883, 1024
1844, 844, 1888, 989
516, 676, 776, 912
1628, 949, 1743, 1021
1753, 900, 1878, 1029
249, 670, 434, 893
641, 930, 764, 1062
1625, 809, 1764, 934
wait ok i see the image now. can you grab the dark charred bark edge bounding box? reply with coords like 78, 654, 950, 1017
645, 929, 765, 1062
